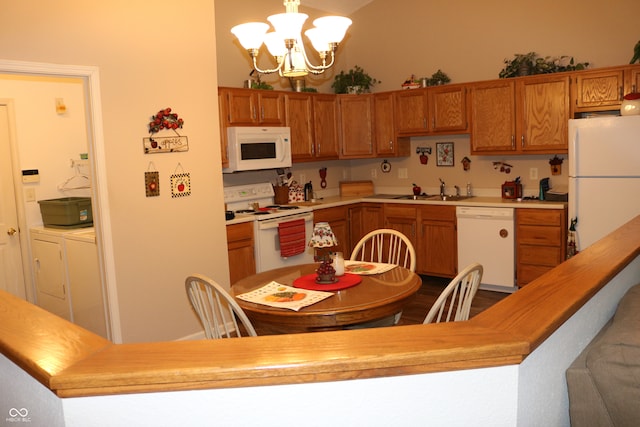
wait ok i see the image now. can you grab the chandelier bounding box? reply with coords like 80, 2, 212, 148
230, 0, 352, 78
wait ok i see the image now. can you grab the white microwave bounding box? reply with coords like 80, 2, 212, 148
223, 126, 292, 173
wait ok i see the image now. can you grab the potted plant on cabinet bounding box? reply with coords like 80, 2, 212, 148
332, 65, 379, 94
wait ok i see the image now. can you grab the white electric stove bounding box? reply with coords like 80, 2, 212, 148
224, 183, 314, 272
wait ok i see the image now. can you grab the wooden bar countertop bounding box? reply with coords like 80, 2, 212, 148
1, 216, 639, 398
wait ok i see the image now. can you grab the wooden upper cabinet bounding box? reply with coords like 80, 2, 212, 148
338, 94, 374, 158
470, 76, 569, 154
373, 92, 410, 157
470, 80, 516, 153
218, 92, 228, 168
518, 75, 570, 153
572, 68, 624, 112
222, 87, 284, 126
286, 93, 339, 162
286, 93, 315, 161
312, 94, 339, 160
394, 89, 429, 135
428, 84, 469, 134
571, 65, 640, 114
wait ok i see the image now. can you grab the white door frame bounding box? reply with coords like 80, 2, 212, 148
0, 59, 122, 343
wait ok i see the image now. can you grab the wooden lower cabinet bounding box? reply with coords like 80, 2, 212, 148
226, 222, 255, 286
348, 203, 384, 257
313, 205, 350, 257
516, 207, 567, 287
418, 206, 457, 277
382, 203, 457, 277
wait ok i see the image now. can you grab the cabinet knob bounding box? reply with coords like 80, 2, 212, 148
7, 227, 17, 236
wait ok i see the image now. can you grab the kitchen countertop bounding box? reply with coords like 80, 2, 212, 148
292, 194, 566, 210
225, 194, 566, 224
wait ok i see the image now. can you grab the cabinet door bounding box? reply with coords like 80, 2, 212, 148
348, 203, 383, 257
218, 92, 228, 168
419, 219, 457, 277
628, 67, 640, 94
383, 205, 418, 249
314, 206, 349, 255
225, 89, 258, 125
573, 68, 624, 111
226, 222, 256, 285
286, 93, 315, 162
338, 95, 374, 158
312, 94, 339, 160
470, 80, 516, 153
31, 236, 71, 320
257, 91, 285, 125
394, 89, 429, 135
429, 84, 469, 133
418, 206, 457, 277
518, 75, 570, 153
373, 92, 396, 155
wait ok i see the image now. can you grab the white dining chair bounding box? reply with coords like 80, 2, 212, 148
185, 274, 257, 338
350, 229, 416, 272
423, 263, 483, 324
349, 229, 416, 326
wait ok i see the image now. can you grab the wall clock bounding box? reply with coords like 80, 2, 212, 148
381, 160, 391, 173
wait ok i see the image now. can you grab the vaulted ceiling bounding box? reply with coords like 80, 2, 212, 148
302, 0, 373, 15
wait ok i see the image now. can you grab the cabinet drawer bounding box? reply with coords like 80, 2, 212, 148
518, 225, 561, 245
384, 204, 418, 218
518, 245, 562, 266
517, 209, 562, 226
226, 222, 254, 242
518, 264, 554, 286
421, 205, 456, 222
314, 206, 348, 223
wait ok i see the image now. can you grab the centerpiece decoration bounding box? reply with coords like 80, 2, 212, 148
308, 222, 338, 283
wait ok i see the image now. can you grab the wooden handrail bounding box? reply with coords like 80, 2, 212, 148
2, 216, 639, 398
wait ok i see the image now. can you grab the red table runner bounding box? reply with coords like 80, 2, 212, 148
293, 273, 362, 291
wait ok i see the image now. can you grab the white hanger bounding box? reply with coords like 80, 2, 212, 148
58, 159, 92, 191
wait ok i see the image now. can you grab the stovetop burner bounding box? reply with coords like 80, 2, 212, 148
235, 209, 255, 214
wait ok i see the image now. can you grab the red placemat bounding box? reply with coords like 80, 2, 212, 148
293, 273, 362, 291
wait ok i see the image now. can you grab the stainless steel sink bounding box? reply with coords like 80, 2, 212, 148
431, 195, 474, 202
391, 194, 474, 201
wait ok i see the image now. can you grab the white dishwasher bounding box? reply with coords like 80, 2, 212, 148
456, 206, 516, 293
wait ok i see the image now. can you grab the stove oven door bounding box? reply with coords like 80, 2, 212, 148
254, 212, 314, 272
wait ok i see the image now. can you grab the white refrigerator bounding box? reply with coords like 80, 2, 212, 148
568, 115, 640, 251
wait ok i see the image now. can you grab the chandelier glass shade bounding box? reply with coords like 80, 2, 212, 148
231, 0, 352, 78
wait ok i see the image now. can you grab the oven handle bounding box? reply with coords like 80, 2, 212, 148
256, 213, 314, 230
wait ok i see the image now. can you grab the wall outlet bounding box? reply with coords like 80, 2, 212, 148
398, 168, 408, 179
529, 167, 538, 180
371, 168, 377, 179
299, 173, 306, 184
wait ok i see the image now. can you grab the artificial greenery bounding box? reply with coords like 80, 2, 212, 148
332, 65, 379, 94
426, 69, 451, 86
250, 81, 274, 90
499, 52, 589, 78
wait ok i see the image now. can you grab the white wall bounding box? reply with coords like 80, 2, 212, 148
0, 1, 225, 343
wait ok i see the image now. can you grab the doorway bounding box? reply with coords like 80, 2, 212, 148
0, 59, 121, 342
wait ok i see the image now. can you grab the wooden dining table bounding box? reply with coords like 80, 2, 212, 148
231, 263, 422, 334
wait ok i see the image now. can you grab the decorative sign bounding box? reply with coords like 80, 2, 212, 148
436, 142, 454, 166
144, 107, 187, 154
145, 171, 160, 197
170, 163, 191, 198
143, 136, 189, 154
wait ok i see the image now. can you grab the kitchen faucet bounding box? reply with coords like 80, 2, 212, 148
439, 178, 445, 197
454, 185, 460, 197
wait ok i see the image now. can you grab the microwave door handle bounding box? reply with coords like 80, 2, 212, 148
277, 137, 289, 162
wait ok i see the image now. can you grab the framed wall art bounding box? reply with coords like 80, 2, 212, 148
436, 142, 454, 166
